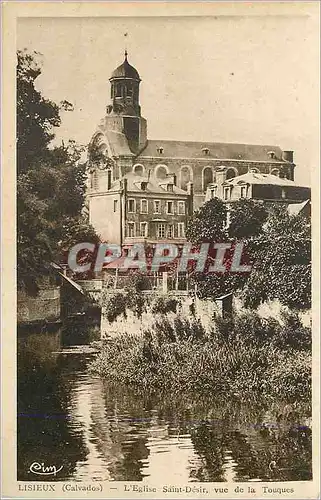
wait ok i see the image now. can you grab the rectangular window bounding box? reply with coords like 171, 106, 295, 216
178, 201, 185, 215
154, 200, 160, 213
91, 172, 99, 190
240, 186, 246, 198
167, 224, 174, 238
178, 222, 185, 238
128, 199, 135, 213
113, 199, 118, 212
140, 199, 148, 214
140, 222, 148, 238
224, 188, 230, 200
211, 187, 217, 199
167, 184, 174, 192
127, 222, 135, 238
167, 201, 174, 214
157, 223, 166, 239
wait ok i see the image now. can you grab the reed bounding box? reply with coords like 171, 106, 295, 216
90, 310, 311, 406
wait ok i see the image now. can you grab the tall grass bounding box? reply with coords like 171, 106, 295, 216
90, 310, 311, 406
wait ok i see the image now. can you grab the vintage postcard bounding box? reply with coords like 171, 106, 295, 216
1, 1, 320, 499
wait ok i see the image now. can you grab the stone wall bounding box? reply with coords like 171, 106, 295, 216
100, 291, 231, 338
17, 287, 61, 324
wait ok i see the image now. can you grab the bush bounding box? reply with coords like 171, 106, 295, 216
151, 296, 179, 315
91, 311, 311, 406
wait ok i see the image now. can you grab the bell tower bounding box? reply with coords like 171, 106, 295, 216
105, 52, 147, 154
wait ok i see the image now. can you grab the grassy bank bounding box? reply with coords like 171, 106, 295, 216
90, 309, 311, 407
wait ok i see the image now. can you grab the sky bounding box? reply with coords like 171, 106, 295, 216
18, 14, 319, 185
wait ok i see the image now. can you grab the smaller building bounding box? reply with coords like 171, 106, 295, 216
205, 168, 310, 204
88, 171, 193, 245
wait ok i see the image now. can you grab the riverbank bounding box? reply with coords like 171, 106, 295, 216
90, 309, 311, 408
17, 321, 312, 482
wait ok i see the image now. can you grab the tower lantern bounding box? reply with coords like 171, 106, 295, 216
106, 52, 147, 154
108, 51, 141, 117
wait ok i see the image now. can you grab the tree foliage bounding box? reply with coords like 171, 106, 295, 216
186, 198, 311, 310
185, 198, 227, 244
17, 50, 99, 294
242, 206, 311, 310
228, 199, 268, 239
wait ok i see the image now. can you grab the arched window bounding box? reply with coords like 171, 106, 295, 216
155, 164, 168, 180
179, 165, 193, 190
133, 164, 145, 176
202, 167, 213, 191
226, 167, 238, 180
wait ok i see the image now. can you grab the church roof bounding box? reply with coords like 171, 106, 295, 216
138, 140, 286, 162
224, 172, 309, 187
103, 128, 134, 157
110, 55, 140, 80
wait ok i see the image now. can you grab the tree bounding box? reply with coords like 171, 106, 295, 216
242, 207, 311, 310
17, 50, 99, 294
185, 198, 227, 244
228, 199, 268, 239
185, 198, 311, 310
17, 50, 61, 175
185, 198, 250, 298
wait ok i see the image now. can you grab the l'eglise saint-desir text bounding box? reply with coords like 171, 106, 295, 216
124, 485, 209, 494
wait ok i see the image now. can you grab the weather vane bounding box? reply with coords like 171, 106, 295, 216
124, 32, 128, 58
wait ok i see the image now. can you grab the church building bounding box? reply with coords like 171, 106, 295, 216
87, 52, 301, 245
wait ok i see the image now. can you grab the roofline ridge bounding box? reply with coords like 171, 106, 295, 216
145, 138, 283, 148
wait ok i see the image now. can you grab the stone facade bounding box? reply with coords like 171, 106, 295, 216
87, 53, 300, 244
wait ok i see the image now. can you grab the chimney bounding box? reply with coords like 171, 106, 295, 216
282, 150, 294, 163
167, 173, 177, 185
216, 167, 227, 185
187, 181, 194, 215
122, 177, 128, 194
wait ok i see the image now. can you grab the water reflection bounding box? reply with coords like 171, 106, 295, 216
17, 331, 88, 481
17, 330, 312, 482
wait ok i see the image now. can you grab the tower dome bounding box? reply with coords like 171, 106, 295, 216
105, 51, 147, 154
110, 52, 140, 81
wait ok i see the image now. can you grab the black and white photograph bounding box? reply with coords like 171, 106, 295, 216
1, 2, 320, 499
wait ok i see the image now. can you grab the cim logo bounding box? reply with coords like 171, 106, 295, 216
29, 462, 63, 476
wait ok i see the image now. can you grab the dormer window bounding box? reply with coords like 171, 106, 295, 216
202, 147, 210, 156
167, 184, 174, 192
224, 187, 231, 200
141, 181, 148, 191
157, 147, 164, 155
267, 151, 276, 159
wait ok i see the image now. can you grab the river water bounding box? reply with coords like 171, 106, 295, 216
17, 328, 312, 483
